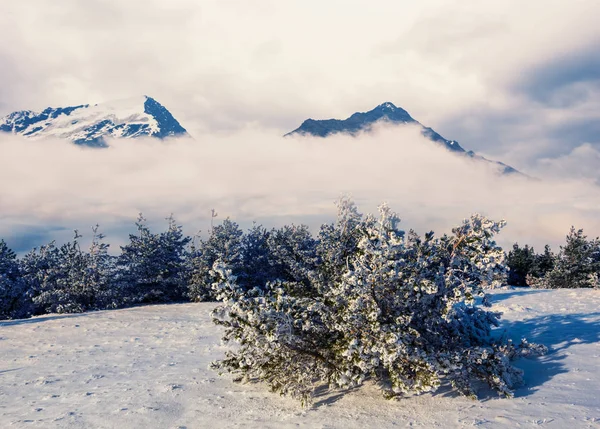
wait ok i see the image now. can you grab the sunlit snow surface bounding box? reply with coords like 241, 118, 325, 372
1, 288, 599, 428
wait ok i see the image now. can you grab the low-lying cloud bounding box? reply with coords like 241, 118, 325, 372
2, 124, 600, 253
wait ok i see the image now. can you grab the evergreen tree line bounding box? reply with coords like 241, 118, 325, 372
0, 212, 343, 320
506, 227, 600, 289
2, 211, 599, 321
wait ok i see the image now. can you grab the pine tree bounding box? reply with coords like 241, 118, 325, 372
118, 214, 191, 303
0, 240, 28, 319
84, 225, 116, 309
534, 227, 600, 288
264, 223, 319, 292
237, 223, 273, 290
530, 244, 555, 278
188, 218, 243, 301
506, 243, 535, 286
21, 240, 63, 315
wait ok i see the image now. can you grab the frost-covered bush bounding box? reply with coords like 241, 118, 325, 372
317, 197, 364, 285
211, 202, 540, 405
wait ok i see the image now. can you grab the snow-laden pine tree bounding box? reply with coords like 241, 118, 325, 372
506, 243, 536, 286
237, 224, 273, 290
20, 239, 62, 315
84, 225, 116, 308
531, 227, 600, 289
211, 202, 542, 405
0, 240, 29, 319
188, 219, 243, 301
118, 214, 191, 303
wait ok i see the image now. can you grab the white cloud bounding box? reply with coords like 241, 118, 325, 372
2, 125, 600, 253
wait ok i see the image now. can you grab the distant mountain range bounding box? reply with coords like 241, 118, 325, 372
0, 97, 519, 175
286, 102, 519, 175
0, 96, 187, 147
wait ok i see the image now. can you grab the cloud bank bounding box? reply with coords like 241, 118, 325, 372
2, 125, 600, 253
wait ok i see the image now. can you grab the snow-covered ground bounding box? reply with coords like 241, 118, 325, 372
1, 288, 599, 428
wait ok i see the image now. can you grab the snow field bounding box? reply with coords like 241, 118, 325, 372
1, 288, 599, 428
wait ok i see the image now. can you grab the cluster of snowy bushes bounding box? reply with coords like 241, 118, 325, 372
506, 227, 600, 289
210, 200, 545, 404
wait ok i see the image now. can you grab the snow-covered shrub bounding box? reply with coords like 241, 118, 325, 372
0, 240, 29, 319
317, 197, 364, 285
211, 202, 538, 405
118, 215, 191, 303
530, 227, 600, 289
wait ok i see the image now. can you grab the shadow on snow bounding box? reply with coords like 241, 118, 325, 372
488, 288, 553, 303
500, 311, 600, 398
0, 312, 89, 327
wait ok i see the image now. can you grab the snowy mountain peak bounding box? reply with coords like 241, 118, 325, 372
285, 102, 522, 175
377, 101, 398, 111
0, 96, 187, 147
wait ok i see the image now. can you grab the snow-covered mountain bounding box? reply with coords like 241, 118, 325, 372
0, 96, 187, 147
286, 102, 520, 175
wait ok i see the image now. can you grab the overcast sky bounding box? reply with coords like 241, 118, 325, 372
2, 0, 600, 168
2, 1, 600, 252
